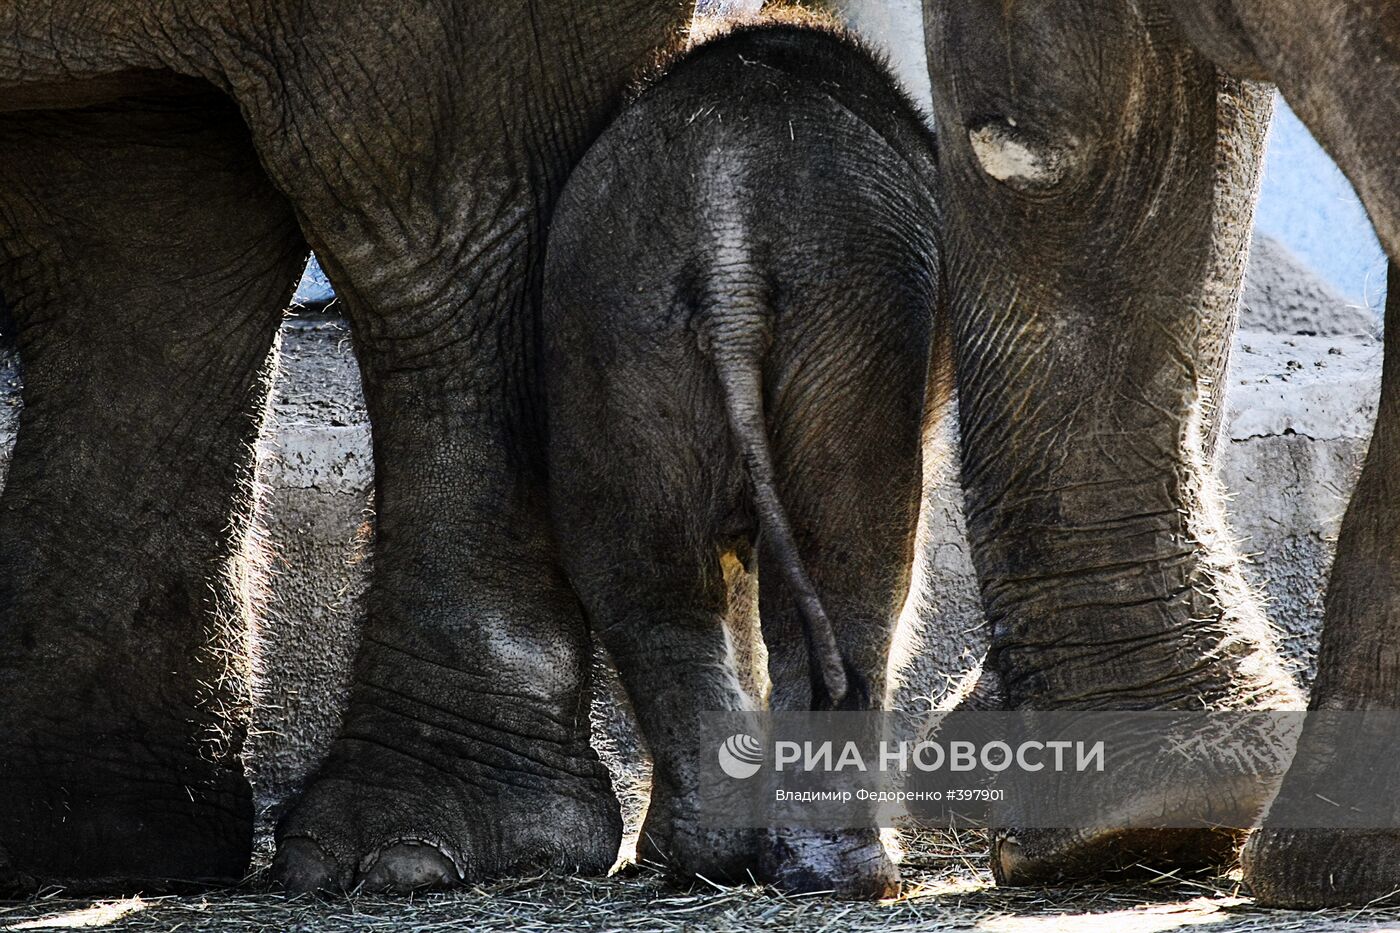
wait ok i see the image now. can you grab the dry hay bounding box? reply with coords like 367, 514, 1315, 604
5, 826, 1400, 933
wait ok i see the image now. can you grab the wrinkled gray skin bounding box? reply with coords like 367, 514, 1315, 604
0, 0, 694, 894
544, 22, 946, 898
921, 0, 1399, 907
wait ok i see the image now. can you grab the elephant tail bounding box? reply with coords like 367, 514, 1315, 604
707, 301, 849, 710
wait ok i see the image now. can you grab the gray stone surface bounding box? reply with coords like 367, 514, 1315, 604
1222, 332, 1379, 687
0, 345, 16, 487
1240, 235, 1379, 337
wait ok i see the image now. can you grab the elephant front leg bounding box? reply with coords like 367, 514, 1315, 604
954, 207, 1298, 884
267, 155, 630, 893
271, 372, 625, 893
215, 0, 694, 893
0, 92, 305, 889
922, 1, 1301, 885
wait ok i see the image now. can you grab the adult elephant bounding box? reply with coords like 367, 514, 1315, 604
0, 0, 694, 893
921, 0, 1397, 907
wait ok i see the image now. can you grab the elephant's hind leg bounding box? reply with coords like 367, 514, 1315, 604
547, 350, 759, 886
0, 89, 306, 890
754, 299, 936, 900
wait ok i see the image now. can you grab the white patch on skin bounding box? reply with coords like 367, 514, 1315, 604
967, 123, 1068, 190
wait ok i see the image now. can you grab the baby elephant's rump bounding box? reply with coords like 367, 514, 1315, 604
544, 18, 944, 898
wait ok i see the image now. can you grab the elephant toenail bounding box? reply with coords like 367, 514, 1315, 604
358, 842, 461, 893
272, 837, 348, 894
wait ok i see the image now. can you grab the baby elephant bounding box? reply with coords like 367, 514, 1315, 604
544, 17, 945, 898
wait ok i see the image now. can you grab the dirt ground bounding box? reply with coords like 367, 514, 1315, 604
5, 827, 1400, 933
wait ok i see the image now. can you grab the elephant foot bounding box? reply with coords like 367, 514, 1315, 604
635, 788, 897, 898
761, 827, 900, 899
273, 739, 622, 894
986, 715, 1285, 887
635, 786, 760, 884
1240, 707, 1400, 906
992, 827, 1239, 885
275, 839, 461, 894
0, 746, 253, 893
1243, 828, 1400, 907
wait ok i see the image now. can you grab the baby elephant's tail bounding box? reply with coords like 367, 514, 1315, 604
708, 309, 849, 710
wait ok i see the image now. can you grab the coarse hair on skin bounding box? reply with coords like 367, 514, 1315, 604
629, 1, 940, 185
636, 2, 905, 110
199, 334, 283, 767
